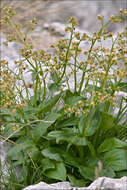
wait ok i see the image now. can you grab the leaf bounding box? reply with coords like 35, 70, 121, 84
47, 129, 88, 146
44, 162, 66, 181
68, 175, 86, 187
47, 128, 73, 142
118, 82, 127, 92
7, 142, 32, 160
33, 122, 52, 140
38, 94, 61, 113
100, 112, 114, 132
117, 123, 127, 141
87, 141, 96, 157
70, 135, 88, 146
48, 83, 60, 96
3, 123, 14, 138
0, 108, 10, 117
57, 116, 78, 128
27, 146, 40, 161
65, 96, 86, 107
21, 106, 38, 120
41, 158, 55, 172
79, 166, 95, 181
50, 71, 59, 83
62, 152, 80, 168
41, 147, 63, 161
44, 112, 60, 122
33, 112, 60, 140
84, 109, 102, 136
104, 149, 127, 171
12, 160, 24, 167
78, 114, 86, 135
100, 166, 115, 178
98, 138, 127, 153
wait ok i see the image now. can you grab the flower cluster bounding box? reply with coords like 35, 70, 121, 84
1, 7, 127, 115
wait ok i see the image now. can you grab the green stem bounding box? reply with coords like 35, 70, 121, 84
8, 18, 30, 48
74, 40, 81, 93
65, 73, 71, 91
34, 60, 39, 107
7, 67, 30, 102
100, 36, 118, 91
78, 38, 97, 94
79, 20, 110, 94
57, 24, 74, 84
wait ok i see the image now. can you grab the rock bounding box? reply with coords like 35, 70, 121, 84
43, 22, 65, 36
22, 177, 127, 190
86, 176, 127, 190
40, 0, 126, 33
23, 181, 72, 190
0, 137, 12, 187
0, 34, 21, 68
1, 0, 126, 37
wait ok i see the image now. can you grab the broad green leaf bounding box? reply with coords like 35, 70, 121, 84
41, 158, 55, 172
98, 138, 127, 153
104, 149, 127, 171
100, 112, 114, 131
87, 141, 96, 156
68, 175, 86, 187
22, 106, 39, 114
50, 71, 59, 83
86, 157, 101, 167
41, 147, 63, 161
62, 152, 80, 168
7, 142, 32, 160
84, 110, 101, 136
78, 114, 86, 135
79, 166, 95, 181
27, 146, 40, 161
47, 129, 88, 146
70, 135, 88, 146
47, 128, 74, 142
38, 94, 61, 113
12, 160, 24, 167
65, 96, 86, 107
33, 112, 60, 140
63, 89, 73, 100
58, 116, 78, 128
100, 166, 115, 178
44, 162, 66, 181
44, 112, 60, 121
21, 106, 38, 120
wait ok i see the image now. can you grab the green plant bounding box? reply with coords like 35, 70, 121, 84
0, 7, 127, 189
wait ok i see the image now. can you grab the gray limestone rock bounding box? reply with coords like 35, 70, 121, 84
22, 177, 127, 190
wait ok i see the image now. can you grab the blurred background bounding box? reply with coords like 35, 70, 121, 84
1, 0, 127, 49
